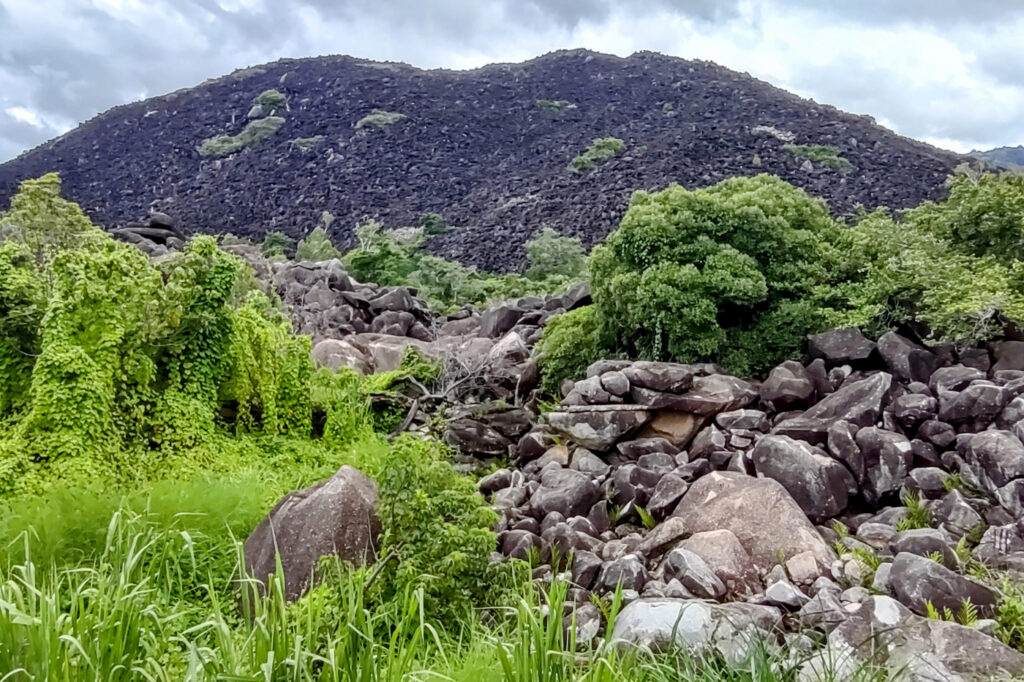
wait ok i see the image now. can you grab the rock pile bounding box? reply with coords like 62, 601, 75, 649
477, 327, 1024, 678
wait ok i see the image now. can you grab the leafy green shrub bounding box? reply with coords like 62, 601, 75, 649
524, 226, 586, 280
783, 143, 854, 173
369, 435, 504, 621
537, 305, 605, 394
197, 116, 286, 158
356, 109, 407, 130
569, 137, 626, 174
587, 174, 839, 375
261, 230, 294, 257
419, 211, 450, 235
834, 174, 1024, 345
256, 88, 287, 111
296, 222, 342, 262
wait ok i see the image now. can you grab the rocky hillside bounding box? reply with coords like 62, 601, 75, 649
0, 50, 961, 272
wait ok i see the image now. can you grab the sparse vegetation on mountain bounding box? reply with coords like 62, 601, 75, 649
356, 109, 407, 130
197, 115, 286, 157
255, 88, 287, 111
783, 143, 854, 173
569, 136, 626, 174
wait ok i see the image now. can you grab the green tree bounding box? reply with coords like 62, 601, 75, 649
524, 227, 586, 280
261, 230, 294, 258
296, 213, 342, 261
587, 174, 839, 375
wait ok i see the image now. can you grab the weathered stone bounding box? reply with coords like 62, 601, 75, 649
889, 552, 996, 617
930, 365, 985, 395
617, 437, 680, 459
918, 419, 957, 449
545, 407, 652, 451
760, 360, 815, 410
647, 474, 689, 518
889, 393, 937, 426
889, 529, 959, 569
672, 471, 836, 570
807, 328, 877, 365
905, 467, 951, 499
939, 382, 1008, 423
600, 370, 631, 396
804, 596, 1024, 682
611, 599, 781, 664
773, 373, 892, 445
244, 466, 380, 602
964, 430, 1024, 491
573, 375, 613, 404
933, 489, 984, 539
445, 418, 512, 456
878, 331, 942, 383
855, 427, 913, 504
597, 554, 649, 593
621, 361, 695, 393
570, 448, 611, 476
751, 435, 852, 522
311, 338, 372, 373
571, 550, 603, 589
797, 589, 847, 630
826, 420, 865, 484
680, 529, 762, 597
501, 530, 543, 560
765, 580, 810, 609
478, 305, 524, 338
993, 340, 1024, 373
531, 469, 601, 519
661, 548, 726, 600
716, 408, 770, 432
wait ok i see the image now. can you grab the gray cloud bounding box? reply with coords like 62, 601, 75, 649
0, 0, 1022, 162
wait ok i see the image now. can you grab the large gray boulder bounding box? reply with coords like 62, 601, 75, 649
671, 471, 836, 571
679, 530, 763, 597
801, 596, 1024, 682
964, 430, 1024, 492
760, 360, 815, 410
611, 598, 781, 665
889, 552, 997, 617
621, 361, 695, 393
530, 469, 601, 519
751, 435, 852, 522
807, 327, 877, 365
878, 332, 941, 382
854, 427, 914, 504
545, 406, 652, 451
244, 465, 381, 602
773, 373, 892, 445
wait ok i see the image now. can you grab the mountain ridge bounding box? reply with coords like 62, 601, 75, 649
0, 49, 963, 271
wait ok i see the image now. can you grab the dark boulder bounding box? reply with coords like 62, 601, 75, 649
244, 466, 381, 602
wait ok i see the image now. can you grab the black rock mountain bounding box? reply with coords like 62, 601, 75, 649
0, 49, 962, 272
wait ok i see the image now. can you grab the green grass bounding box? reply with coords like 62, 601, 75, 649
782, 144, 853, 173
290, 135, 324, 153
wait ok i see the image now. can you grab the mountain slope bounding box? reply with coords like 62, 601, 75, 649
973, 145, 1024, 170
0, 49, 962, 272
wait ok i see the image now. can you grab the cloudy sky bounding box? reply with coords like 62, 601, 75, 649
1, 0, 1022, 162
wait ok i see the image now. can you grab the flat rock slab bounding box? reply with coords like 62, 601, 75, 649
545, 407, 652, 451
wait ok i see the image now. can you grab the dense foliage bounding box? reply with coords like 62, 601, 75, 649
540, 170, 1024, 389
343, 221, 586, 311
0, 175, 506, 634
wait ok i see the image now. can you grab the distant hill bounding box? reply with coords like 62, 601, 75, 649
972, 145, 1024, 170
0, 49, 962, 272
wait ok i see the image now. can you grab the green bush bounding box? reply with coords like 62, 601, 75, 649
569, 137, 626, 174
197, 116, 285, 158
587, 174, 839, 375
256, 88, 287, 111
419, 211, 450, 235
783, 143, 854, 173
524, 226, 586, 280
261, 230, 294, 257
537, 305, 605, 395
356, 109, 407, 130
833, 176, 1024, 345
296, 221, 342, 262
